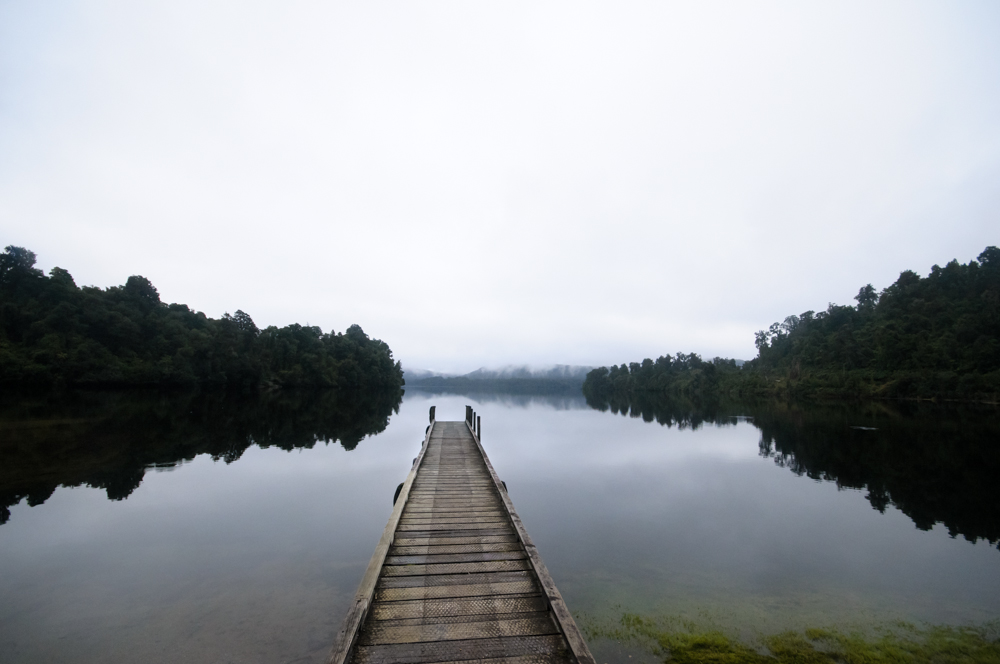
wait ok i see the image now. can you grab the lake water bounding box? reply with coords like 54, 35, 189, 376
1, 389, 997, 663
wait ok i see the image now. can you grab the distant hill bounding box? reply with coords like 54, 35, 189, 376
462, 365, 592, 381
406, 364, 592, 394
402, 367, 455, 383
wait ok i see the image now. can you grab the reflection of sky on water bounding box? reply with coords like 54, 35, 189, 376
1, 391, 998, 663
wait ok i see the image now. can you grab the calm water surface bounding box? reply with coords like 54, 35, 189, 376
0, 390, 997, 663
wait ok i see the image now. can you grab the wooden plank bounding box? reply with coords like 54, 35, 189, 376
374, 611, 550, 629
404, 498, 499, 503
405, 497, 500, 503
406, 493, 497, 497
384, 551, 527, 565
370, 595, 548, 621
405, 496, 500, 502
408, 489, 495, 493
400, 514, 507, 520
416, 480, 493, 489
351, 635, 569, 664
397, 522, 514, 532
399, 517, 509, 526
404, 502, 501, 508
374, 580, 538, 602
392, 535, 519, 547
401, 509, 507, 516
377, 571, 535, 590
380, 559, 531, 577
394, 528, 515, 538
359, 615, 558, 646
417, 656, 571, 664
390, 542, 523, 555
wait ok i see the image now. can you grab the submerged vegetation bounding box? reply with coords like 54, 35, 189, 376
583, 613, 1000, 664
585, 246, 1000, 402
0, 246, 404, 390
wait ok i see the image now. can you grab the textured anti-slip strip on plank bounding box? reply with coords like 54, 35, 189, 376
396, 523, 514, 532
418, 656, 573, 664
390, 543, 524, 555
398, 519, 511, 528
351, 635, 571, 664
384, 551, 528, 565
377, 571, 535, 590
400, 511, 508, 519
394, 528, 515, 539
380, 559, 532, 577
392, 535, 519, 547
373, 611, 552, 630
374, 580, 540, 602
370, 595, 548, 621
358, 615, 560, 646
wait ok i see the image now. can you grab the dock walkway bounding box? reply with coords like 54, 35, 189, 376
330, 410, 594, 664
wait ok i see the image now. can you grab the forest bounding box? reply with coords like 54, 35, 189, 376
0, 246, 404, 391
584, 246, 1000, 402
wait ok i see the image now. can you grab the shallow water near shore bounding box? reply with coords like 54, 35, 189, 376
0, 389, 997, 663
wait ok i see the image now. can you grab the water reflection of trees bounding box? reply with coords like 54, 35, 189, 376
585, 392, 1000, 549
584, 390, 742, 429
0, 387, 402, 524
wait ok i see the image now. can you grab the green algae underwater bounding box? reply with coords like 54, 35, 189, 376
580, 613, 1000, 664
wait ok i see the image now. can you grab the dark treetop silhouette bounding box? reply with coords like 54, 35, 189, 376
584, 246, 1000, 402
0, 245, 404, 390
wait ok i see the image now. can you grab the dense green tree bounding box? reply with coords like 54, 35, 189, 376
0, 246, 404, 391
748, 246, 1000, 398
585, 247, 1000, 402
583, 353, 739, 401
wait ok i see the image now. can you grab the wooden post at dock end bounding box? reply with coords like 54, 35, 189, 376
429, 405, 435, 423
476, 415, 481, 439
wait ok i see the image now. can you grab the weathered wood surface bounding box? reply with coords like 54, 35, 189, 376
331, 419, 595, 664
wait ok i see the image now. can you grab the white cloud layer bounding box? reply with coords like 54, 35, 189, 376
2, 1, 998, 372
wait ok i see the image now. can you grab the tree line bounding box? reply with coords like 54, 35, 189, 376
584, 246, 1000, 402
0, 246, 404, 391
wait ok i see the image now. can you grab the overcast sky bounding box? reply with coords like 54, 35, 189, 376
1, 1, 998, 373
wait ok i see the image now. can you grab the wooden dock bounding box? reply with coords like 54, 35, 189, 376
329, 407, 595, 664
